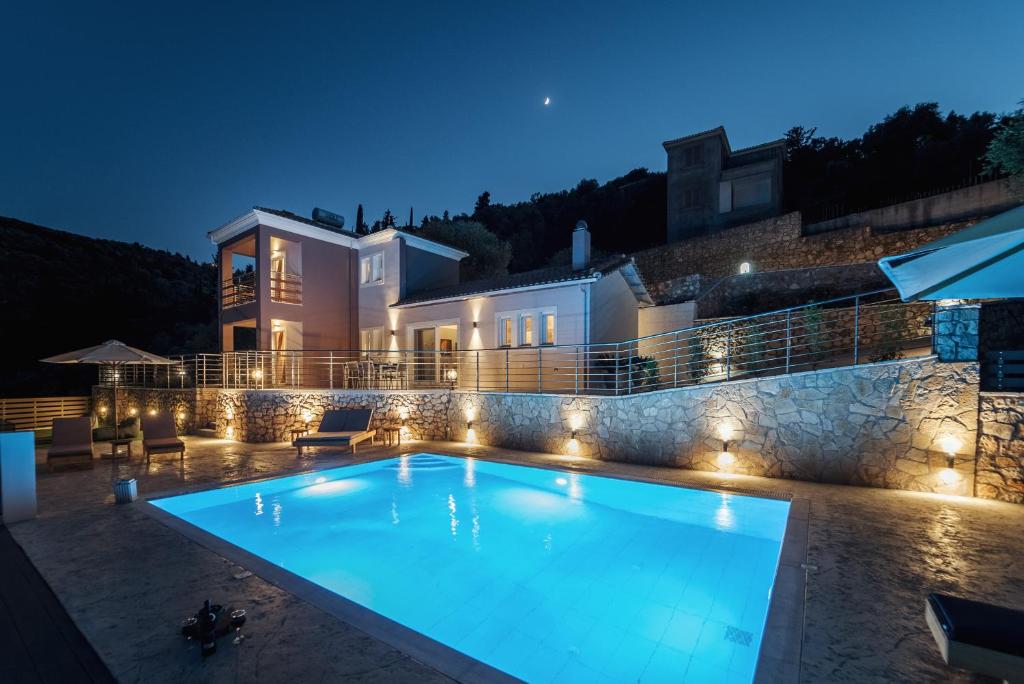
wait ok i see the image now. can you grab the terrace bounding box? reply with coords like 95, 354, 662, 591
10, 437, 1023, 682
110, 289, 934, 394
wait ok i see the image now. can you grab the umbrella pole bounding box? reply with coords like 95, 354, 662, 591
113, 362, 120, 441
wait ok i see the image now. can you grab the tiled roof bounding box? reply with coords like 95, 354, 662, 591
395, 255, 637, 306
254, 206, 363, 238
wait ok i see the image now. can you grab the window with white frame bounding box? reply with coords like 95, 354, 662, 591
540, 312, 556, 345
496, 308, 556, 347
360, 252, 384, 285
359, 327, 384, 353
498, 316, 513, 347
519, 315, 534, 346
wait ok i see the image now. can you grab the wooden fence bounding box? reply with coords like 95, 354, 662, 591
0, 396, 92, 432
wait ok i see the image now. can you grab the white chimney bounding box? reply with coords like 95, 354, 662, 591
572, 220, 591, 270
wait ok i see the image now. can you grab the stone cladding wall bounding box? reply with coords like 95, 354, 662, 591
451, 357, 980, 496
976, 393, 1024, 503
632, 211, 971, 304
97, 357, 1013, 499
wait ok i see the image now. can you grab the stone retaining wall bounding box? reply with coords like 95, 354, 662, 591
976, 393, 1024, 503
632, 211, 972, 302
451, 357, 980, 496
94, 356, 1001, 498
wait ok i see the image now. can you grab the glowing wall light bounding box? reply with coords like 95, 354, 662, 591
937, 434, 963, 485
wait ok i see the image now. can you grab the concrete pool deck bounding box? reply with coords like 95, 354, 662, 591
9, 436, 1024, 682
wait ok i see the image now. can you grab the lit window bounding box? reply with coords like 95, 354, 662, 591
739, 262, 752, 275
541, 312, 555, 345
498, 317, 513, 347
360, 327, 384, 353
520, 315, 534, 346
360, 253, 384, 285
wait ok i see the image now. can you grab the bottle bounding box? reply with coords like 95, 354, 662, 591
200, 599, 217, 658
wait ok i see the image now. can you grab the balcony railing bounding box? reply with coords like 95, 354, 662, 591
110, 289, 937, 396
270, 272, 302, 304
222, 271, 256, 308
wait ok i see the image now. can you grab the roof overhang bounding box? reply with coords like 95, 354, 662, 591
208, 210, 468, 260
619, 261, 655, 306
358, 228, 468, 260
878, 204, 1024, 301
208, 209, 359, 248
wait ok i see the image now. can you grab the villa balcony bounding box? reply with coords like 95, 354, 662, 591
270, 272, 302, 305
222, 271, 256, 308
221, 271, 303, 308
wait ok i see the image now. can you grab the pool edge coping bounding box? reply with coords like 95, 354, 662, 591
140, 450, 805, 683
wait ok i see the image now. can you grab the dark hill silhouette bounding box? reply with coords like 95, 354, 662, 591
0, 216, 216, 397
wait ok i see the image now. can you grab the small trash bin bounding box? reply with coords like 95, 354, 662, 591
114, 478, 137, 504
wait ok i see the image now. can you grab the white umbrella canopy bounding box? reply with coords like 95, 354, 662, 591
41, 340, 176, 440
40, 339, 176, 365
878, 204, 1024, 301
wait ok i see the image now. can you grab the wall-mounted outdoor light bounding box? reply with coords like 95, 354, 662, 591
98, 405, 108, 417
148, 408, 157, 416
390, 329, 396, 337
128, 407, 138, 417
251, 368, 263, 381
301, 409, 312, 425
472, 321, 478, 328
937, 434, 963, 485
717, 424, 736, 469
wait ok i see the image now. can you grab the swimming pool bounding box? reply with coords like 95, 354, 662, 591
152, 454, 790, 682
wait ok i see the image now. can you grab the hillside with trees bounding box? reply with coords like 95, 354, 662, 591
401, 102, 1014, 273
0, 216, 216, 396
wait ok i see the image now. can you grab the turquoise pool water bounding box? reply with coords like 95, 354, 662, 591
153, 454, 789, 682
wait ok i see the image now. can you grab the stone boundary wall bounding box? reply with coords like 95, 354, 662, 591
632, 211, 972, 302
692, 262, 891, 319
803, 178, 1017, 235
976, 393, 1024, 503
94, 356, 998, 499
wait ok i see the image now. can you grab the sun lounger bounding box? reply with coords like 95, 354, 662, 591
46, 417, 95, 470
142, 413, 185, 463
926, 592, 1024, 682
294, 409, 375, 456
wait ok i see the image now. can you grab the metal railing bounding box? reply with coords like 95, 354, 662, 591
107, 289, 935, 396
270, 272, 302, 304
222, 271, 256, 308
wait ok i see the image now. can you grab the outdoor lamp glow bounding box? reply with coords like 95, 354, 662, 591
251, 368, 264, 381
301, 409, 312, 424
717, 451, 736, 469
938, 435, 962, 456
446, 368, 458, 382
938, 467, 961, 486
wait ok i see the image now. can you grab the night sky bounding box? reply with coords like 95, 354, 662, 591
2, 1, 1021, 260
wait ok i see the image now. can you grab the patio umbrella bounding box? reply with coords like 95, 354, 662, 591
878, 204, 1024, 301
41, 340, 177, 439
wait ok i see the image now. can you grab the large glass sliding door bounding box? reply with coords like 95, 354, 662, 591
411, 323, 459, 387
413, 327, 436, 385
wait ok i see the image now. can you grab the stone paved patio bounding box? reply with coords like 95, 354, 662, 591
9, 436, 1024, 682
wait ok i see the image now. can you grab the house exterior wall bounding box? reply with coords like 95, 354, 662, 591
638, 302, 697, 339
401, 241, 460, 299
357, 239, 403, 337
257, 225, 358, 351
589, 271, 640, 344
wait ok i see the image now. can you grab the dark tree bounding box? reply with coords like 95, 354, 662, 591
355, 204, 366, 234
473, 191, 491, 218
408, 206, 414, 228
